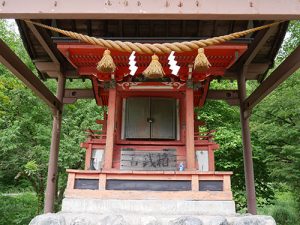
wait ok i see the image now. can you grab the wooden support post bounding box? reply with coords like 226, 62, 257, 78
186, 82, 196, 169
99, 173, 107, 190
208, 146, 215, 171
44, 75, 65, 213
223, 175, 231, 192
66, 173, 75, 190
104, 81, 117, 169
191, 175, 199, 191
84, 144, 92, 170
238, 67, 257, 215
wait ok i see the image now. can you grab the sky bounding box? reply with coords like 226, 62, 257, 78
5, 19, 19, 34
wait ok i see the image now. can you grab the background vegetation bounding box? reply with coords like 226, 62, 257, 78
0, 20, 299, 225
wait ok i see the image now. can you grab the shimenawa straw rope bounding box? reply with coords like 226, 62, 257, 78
24, 20, 283, 55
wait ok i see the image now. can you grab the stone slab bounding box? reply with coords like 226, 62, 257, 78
61, 198, 236, 216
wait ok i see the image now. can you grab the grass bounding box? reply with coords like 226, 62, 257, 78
0, 192, 38, 225
258, 191, 299, 225
0, 190, 298, 225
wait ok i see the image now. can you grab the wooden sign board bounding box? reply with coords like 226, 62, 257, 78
121, 149, 177, 171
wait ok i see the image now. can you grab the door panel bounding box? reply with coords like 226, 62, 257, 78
150, 98, 176, 139
125, 97, 151, 139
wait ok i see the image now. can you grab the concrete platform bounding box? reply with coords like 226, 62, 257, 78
30, 198, 278, 225
62, 198, 236, 216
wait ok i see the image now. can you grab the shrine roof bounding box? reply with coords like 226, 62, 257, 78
16, 19, 289, 81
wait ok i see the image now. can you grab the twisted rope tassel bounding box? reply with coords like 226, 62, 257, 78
96, 49, 116, 73
143, 55, 165, 79
24, 20, 284, 55
194, 48, 212, 72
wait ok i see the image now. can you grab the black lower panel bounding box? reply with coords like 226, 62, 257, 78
106, 180, 191, 191
199, 180, 223, 191
74, 179, 99, 190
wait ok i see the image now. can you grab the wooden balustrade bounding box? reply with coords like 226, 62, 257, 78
194, 130, 216, 141
85, 129, 107, 140
65, 169, 233, 201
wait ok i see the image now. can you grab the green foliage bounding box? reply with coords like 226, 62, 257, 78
24, 161, 39, 176
252, 71, 300, 207
0, 19, 103, 213
0, 193, 37, 225
272, 207, 298, 225
277, 20, 300, 62
197, 100, 275, 212
258, 191, 299, 225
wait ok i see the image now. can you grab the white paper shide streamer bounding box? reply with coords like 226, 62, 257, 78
129, 51, 138, 76
168, 51, 180, 76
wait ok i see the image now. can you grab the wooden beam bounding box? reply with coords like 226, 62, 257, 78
35, 62, 61, 78
207, 90, 239, 105
64, 88, 239, 104
207, 90, 239, 100
230, 25, 276, 71
25, 20, 60, 64
1, 0, 300, 20
63, 88, 95, 104
61, 88, 237, 101
244, 44, 300, 112
0, 38, 62, 111
64, 89, 94, 98
224, 63, 270, 80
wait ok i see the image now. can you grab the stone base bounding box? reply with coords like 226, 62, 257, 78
29, 198, 276, 224
29, 213, 277, 225
61, 198, 236, 216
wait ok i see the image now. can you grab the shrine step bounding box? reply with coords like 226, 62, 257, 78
61, 198, 236, 216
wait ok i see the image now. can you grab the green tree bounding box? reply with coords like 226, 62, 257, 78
197, 98, 275, 211
252, 20, 300, 209
252, 71, 300, 207
0, 19, 103, 214
277, 20, 300, 62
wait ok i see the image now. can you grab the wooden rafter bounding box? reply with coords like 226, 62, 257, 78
229, 24, 276, 72
25, 20, 60, 64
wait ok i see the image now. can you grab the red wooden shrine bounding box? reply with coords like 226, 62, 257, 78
58, 43, 247, 201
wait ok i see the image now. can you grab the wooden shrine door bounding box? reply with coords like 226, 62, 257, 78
124, 97, 176, 139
